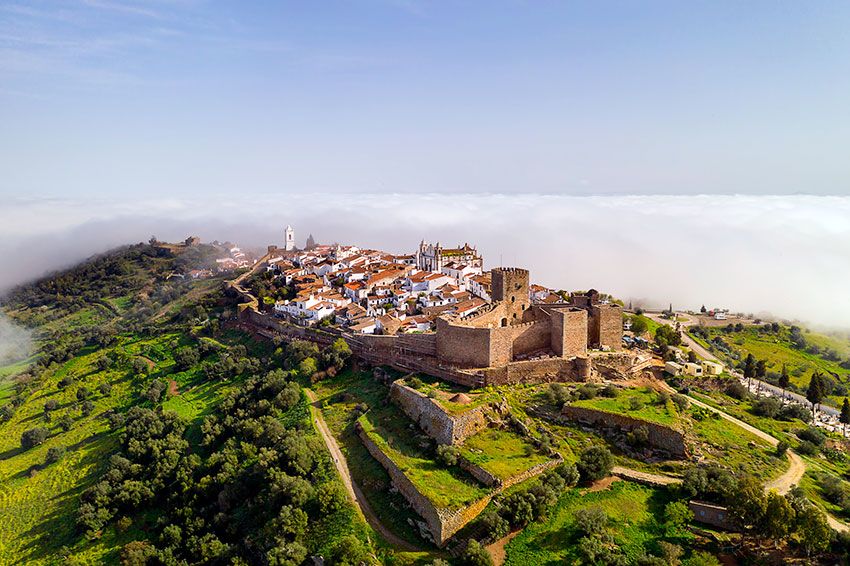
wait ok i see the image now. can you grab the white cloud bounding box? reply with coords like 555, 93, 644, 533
1, 194, 849, 329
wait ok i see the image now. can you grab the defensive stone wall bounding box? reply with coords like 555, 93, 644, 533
435, 317, 495, 368
588, 304, 623, 349
390, 380, 500, 445
482, 356, 590, 385
561, 405, 688, 457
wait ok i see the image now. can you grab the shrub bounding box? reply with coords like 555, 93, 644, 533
628, 397, 644, 411
726, 381, 749, 400
437, 444, 461, 467
775, 441, 789, 457
546, 383, 570, 405
671, 393, 689, 411
796, 440, 819, 456
575, 506, 608, 535
44, 399, 59, 412
626, 425, 650, 447
45, 445, 66, 464
656, 391, 671, 405
316, 482, 346, 514
600, 384, 619, 398
98, 382, 113, 396
777, 404, 812, 422
58, 414, 73, 432
664, 500, 693, 529
576, 384, 598, 400
459, 540, 493, 566
752, 397, 781, 418
554, 462, 580, 487
797, 426, 826, 446
21, 426, 49, 449
577, 445, 613, 482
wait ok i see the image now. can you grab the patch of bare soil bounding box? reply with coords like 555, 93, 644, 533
167, 379, 179, 396
486, 530, 522, 566
585, 475, 621, 493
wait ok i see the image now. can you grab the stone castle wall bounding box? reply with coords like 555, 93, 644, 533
588, 304, 623, 349
390, 380, 500, 445
482, 356, 591, 385
560, 405, 688, 457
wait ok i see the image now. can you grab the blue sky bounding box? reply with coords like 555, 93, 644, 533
1, 1, 849, 197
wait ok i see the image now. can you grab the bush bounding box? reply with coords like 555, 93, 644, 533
546, 383, 570, 405
98, 382, 113, 396
752, 397, 781, 418
775, 441, 789, 457
726, 381, 749, 400
44, 445, 66, 464
600, 384, 619, 398
21, 427, 49, 449
316, 482, 346, 514
797, 426, 826, 446
44, 399, 59, 412
576, 385, 598, 400
796, 440, 820, 456
575, 506, 608, 535
777, 403, 812, 422
437, 444, 461, 467
628, 397, 644, 411
671, 393, 689, 411
459, 540, 493, 566
626, 425, 650, 447
577, 445, 613, 482
554, 462, 580, 487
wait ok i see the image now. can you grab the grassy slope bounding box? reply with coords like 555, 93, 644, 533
695, 326, 850, 405
572, 387, 680, 427
460, 427, 551, 480
0, 333, 208, 564
311, 368, 430, 548
503, 481, 691, 565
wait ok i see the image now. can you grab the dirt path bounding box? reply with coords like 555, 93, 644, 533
304, 389, 422, 552
654, 381, 848, 531
486, 530, 522, 566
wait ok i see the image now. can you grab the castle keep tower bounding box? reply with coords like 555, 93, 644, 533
491, 267, 530, 325
285, 225, 295, 251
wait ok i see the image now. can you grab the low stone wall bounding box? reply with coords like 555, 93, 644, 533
356, 422, 491, 546
560, 405, 688, 458
458, 457, 501, 487
390, 380, 500, 445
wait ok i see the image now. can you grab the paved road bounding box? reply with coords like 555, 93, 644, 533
304, 389, 422, 551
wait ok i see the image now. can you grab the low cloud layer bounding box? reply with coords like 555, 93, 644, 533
2, 194, 849, 329
0, 312, 33, 367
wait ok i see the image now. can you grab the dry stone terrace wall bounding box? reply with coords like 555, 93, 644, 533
560, 405, 688, 458
357, 420, 563, 546
390, 380, 502, 445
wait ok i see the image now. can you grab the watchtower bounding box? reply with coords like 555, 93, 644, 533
491, 267, 530, 325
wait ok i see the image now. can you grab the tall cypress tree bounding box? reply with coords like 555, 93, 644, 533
806, 372, 824, 418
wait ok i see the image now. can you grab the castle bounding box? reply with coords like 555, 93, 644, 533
435, 267, 622, 369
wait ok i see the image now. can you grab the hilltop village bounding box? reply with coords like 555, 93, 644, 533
233, 227, 647, 388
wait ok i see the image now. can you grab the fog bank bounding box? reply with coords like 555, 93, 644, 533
1, 194, 849, 329
0, 313, 33, 368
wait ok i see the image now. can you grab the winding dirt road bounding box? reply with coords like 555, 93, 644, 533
304, 389, 422, 551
